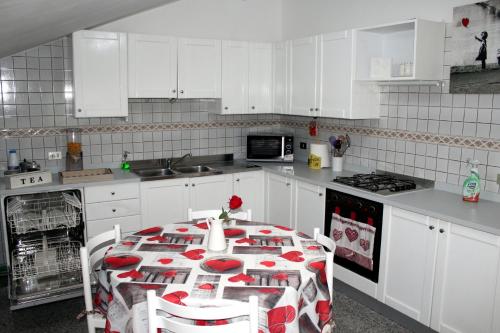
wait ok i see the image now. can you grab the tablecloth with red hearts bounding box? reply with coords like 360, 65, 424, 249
95, 220, 334, 333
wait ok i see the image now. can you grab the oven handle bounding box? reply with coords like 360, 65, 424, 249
281, 136, 285, 160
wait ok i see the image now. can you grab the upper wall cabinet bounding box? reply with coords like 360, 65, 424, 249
73, 30, 128, 118
178, 38, 222, 99
128, 34, 177, 98
320, 31, 380, 119
353, 19, 445, 82
221, 41, 273, 114
272, 41, 289, 115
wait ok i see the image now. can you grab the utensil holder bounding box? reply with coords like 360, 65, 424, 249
332, 157, 344, 172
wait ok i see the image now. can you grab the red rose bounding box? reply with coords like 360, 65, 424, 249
229, 195, 243, 210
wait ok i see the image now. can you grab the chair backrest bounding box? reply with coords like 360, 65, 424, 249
313, 227, 336, 302
147, 290, 259, 333
188, 208, 252, 221
80, 225, 121, 313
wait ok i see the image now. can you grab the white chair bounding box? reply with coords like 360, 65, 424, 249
313, 227, 336, 302
147, 290, 259, 333
80, 225, 121, 333
188, 208, 252, 221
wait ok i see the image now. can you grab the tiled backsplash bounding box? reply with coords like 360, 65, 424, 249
1, 34, 499, 196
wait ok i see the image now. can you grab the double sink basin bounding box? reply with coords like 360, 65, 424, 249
132, 161, 223, 181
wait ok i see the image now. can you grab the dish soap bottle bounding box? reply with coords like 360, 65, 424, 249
463, 159, 480, 202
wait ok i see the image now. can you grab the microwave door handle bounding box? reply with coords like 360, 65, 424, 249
281, 137, 285, 160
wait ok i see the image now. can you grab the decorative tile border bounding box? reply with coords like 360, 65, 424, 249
1, 118, 499, 152
282, 119, 500, 152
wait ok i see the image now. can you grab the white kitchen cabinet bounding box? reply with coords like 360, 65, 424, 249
189, 174, 233, 211
380, 207, 438, 325
265, 173, 294, 227
128, 34, 177, 98
233, 171, 265, 222
73, 30, 128, 118
289, 36, 320, 117
353, 19, 445, 81
221, 41, 249, 114
141, 178, 189, 228
248, 43, 273, 114
272, 41, 289, 114
431, 222, 500, 333
293, 180, 325, 237
178, 38, 221, 99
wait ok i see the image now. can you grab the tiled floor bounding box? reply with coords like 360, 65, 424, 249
0, 283, 413, 333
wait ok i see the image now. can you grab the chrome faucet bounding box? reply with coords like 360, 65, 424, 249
167, 153, 192, 170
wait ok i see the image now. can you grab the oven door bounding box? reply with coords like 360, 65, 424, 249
247, 135, 284, 161
324, 189, 383, 283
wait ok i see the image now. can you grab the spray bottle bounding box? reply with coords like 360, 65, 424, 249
463, 159, 481, 202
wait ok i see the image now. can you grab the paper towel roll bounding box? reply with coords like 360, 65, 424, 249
309, 143, 331, 168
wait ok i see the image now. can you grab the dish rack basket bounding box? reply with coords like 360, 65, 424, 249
11, 237, 81, 281
6, 192, 82, 235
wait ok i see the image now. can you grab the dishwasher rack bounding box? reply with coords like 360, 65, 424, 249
6, 192, 82, 235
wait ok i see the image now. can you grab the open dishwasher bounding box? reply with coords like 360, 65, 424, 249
1, 188, 85, 309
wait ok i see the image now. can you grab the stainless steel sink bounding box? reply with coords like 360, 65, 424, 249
173, 165, 222, 176
133, 168, 179, 180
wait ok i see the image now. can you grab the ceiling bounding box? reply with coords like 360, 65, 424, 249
0, 0, 178, 58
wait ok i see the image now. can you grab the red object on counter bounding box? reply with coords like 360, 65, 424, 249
309, 119, 318, 136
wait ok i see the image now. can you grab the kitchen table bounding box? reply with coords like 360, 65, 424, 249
95, 220, 334, 333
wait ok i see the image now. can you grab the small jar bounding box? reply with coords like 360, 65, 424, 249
8, 149, 19, 170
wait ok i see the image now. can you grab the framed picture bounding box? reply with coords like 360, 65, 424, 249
450, 0, 500, 93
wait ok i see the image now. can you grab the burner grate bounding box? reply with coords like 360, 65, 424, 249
333, 173, 417, 193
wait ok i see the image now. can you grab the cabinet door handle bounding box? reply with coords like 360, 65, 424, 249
429, 225, 435, 230
251, 106, 255, 110
111, 192, 115, 195
185, 184, 189, 187
172, 89, 177, 93
315, 108, 319, 111
224, 106, 229, 110
319, 193, 323, 197
180, 90, 184, 94
309, 108, 314, 112
286, 183, 291, 186
77, 108, 82, 113
112, 209, 116, 213
192, 184, 195, 187
439, 228, 445, 234
236, 178, 240, 182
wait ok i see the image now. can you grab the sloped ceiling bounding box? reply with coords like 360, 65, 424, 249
0, 0, 178, 58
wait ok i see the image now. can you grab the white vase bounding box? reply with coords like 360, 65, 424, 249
207, 218, 227, 252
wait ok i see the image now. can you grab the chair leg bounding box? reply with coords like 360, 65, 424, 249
86, 316, 96, 333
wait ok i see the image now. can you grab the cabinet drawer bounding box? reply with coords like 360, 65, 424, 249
85, 183, 139, 203
86, 215, 141, 239
86, 199, 141, 220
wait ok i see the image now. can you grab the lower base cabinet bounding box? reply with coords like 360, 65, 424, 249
265, 173, 294, 227
381, 206, 500, 333
233, 171, 264, 221
293, 180, 325, 237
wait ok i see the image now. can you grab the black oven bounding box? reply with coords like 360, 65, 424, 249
324, 189, 383, 283
246, 134, 293, 162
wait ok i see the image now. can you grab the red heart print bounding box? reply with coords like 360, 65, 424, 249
194, 222, 209, 230
274, 225, 293, 231
162, 291, 188, 305
147, 235, 168, 242
272, 273, 288, 281
195, 319, 228, 326
259, 229, 272, 234
181, 249, 205, 260
162, 270, 177, 278
260, 261, 276, 267
315, 300, 332, 322
117, 269, 143, 279
307, 245, 320, 250
271, 237, 284, 244
158, 258, 173, 264
236, 237, 257, 244
332, 229, 343, 241
267, 305, 296, 333
309, 261, 325, 271
104, 255, 141, 269
198, 283, 215, 290
345, 228, 359, 242
183, 236, 194, 241
205, 259, 242, 272
139, 284, 162, 290
121, 241, 136, 246
224, 229, 245, 237
228, 273, 255, 283
280, 251, 304, 262
176, 227, 188, 232
462, 17, 470, 27
138, 226, 163, 235
360, 239, 370, 251
259, 288, 281, 294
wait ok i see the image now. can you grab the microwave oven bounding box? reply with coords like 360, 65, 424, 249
246, 134, 294, 162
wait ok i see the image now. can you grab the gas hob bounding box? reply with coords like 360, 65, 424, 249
333, 172, 433, 195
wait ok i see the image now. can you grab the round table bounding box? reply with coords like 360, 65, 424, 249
95, 220, 333, 333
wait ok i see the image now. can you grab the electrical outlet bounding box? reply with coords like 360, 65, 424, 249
497, 174, 500, 185
48, 151, 62, 160
300, 142, 307, 149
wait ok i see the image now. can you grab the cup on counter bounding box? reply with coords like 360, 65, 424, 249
332, 157, 343, 172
